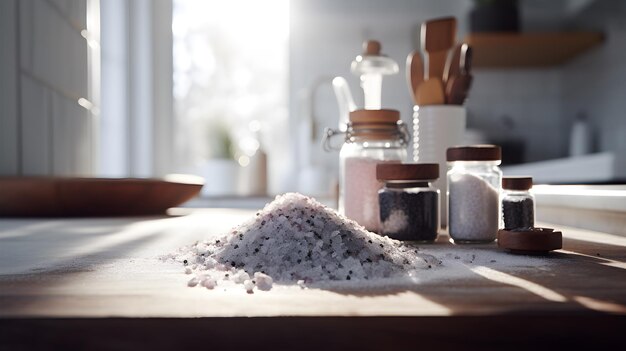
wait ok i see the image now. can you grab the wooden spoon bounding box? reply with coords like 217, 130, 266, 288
421, 17, 457, 80
416, 78, 445, 106
406, 51, 424, 104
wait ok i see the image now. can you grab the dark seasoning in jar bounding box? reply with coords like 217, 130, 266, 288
502, 176, 535, 230
377, 163, 440, 241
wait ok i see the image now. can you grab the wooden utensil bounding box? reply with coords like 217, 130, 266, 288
443, 44, 462, 84
416, 78, 445, 106
445, 74, 473, 105
421, 17, 457, 80
406, 50, 424, 104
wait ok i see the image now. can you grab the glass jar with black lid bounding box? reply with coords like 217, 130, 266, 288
376, 163, 439, 242
502, 176, 535, 230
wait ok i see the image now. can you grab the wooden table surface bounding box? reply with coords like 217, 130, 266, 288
1, 208, 625, 349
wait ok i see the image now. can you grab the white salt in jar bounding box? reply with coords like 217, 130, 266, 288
327, 109, 408, 232
446, 145, 502, 243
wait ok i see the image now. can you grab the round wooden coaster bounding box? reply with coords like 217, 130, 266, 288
497, 227, 562, 254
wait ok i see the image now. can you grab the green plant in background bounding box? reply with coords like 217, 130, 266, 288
206, 122, 236, 160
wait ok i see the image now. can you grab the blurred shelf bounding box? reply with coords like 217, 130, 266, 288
464, 32, 604, 68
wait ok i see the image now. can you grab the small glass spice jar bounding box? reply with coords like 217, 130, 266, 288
377, 163, 440, 241
324, 109, 409, 232
502, 176, 535, 230
447, 145, 502, 243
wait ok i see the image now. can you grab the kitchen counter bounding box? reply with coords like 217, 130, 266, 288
1, 208, 625, 348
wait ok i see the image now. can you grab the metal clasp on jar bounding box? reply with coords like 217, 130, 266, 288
322, 128, 346, 152
322, 121, 410, 152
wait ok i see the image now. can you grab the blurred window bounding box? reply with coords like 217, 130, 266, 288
172, 0, 289, 194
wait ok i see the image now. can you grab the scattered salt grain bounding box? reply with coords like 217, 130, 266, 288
243, 279, 255, 293
232, 270, 250, 284
254, 272, 273, 291
200, 276, 217, 290
187, 277, 199, 287
184, 267, 192, 275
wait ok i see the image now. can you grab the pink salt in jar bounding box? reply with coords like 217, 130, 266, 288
334, 109, 408, 232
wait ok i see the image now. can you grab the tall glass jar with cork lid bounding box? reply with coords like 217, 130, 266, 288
325, 109, 408, 232
446, 145, 502, 243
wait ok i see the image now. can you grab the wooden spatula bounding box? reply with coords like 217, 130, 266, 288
421, 17, 457, 80
416, 78, 445, 106
406, 51, 424, 104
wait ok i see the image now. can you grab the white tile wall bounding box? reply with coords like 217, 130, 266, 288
0, 0, 92, 176
561, 1, 626, 156
52, 90, 90, 175
21, 75, 51, 175
467, 69, 564, 161
32, 0, 88, 99
0, 0, 20, 175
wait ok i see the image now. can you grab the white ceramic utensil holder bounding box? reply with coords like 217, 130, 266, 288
412, 105, 466, 227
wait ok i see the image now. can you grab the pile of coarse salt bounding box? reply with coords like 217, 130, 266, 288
172, 193, 441, 293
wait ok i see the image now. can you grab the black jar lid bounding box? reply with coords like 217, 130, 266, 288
446, 145, 501, 161
503, 176, 533, 190
376, 163, 439, 181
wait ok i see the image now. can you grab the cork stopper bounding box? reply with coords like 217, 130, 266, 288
503, 176, 533, 191
363, 40, 381, 55
377, 163, 439, 181
447, 145, 502, 162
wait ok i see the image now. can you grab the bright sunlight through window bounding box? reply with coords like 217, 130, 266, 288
172, 0, 289, 195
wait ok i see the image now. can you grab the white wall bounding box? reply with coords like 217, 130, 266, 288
561, 1, 626, 154
0, 0, 94, 176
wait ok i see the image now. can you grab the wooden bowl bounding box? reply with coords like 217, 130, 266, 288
0, 175, 204, 217
497, 228, 562, 255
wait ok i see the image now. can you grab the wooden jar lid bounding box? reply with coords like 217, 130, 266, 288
349, 109, 399, 124
497, 227, 562, 254
377, 163, 439, 181
503, 176, 533, 190
447, 145, 501, 161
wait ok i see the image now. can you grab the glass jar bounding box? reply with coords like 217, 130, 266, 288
324, 109, 408, 232
446, 145, 502, 243
377, 163, 439, 242
502, 176, 535, 230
